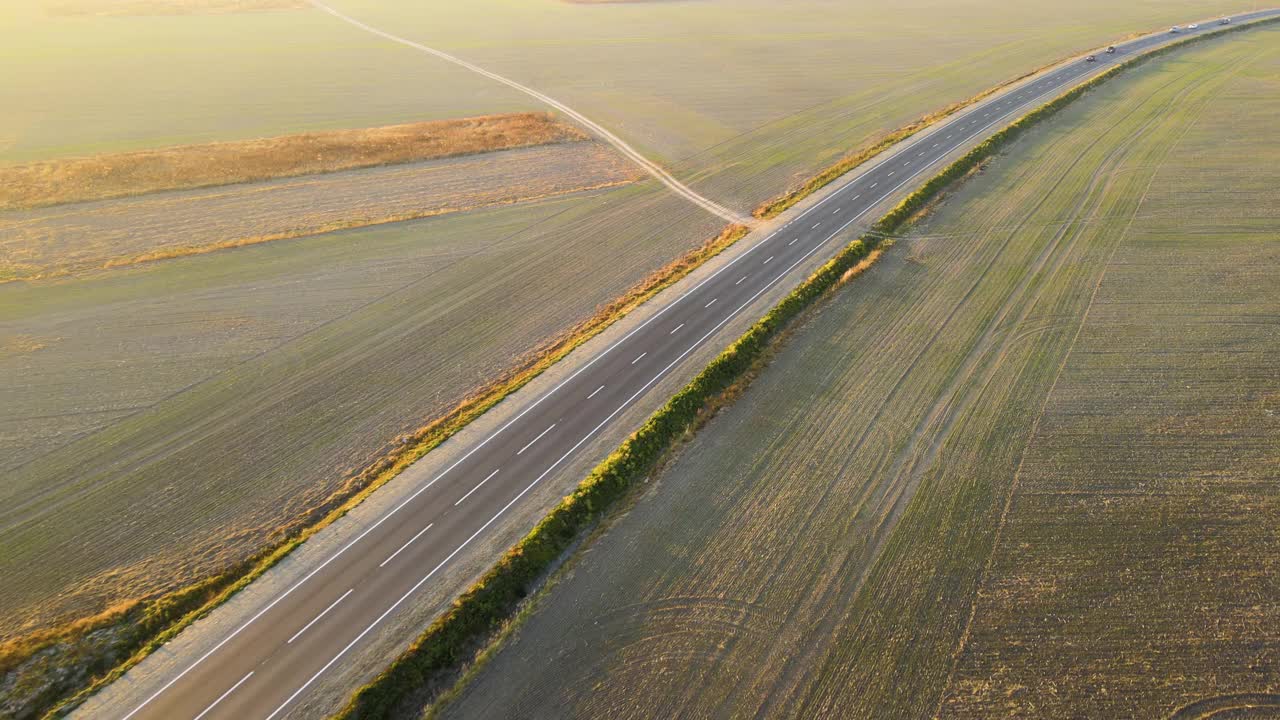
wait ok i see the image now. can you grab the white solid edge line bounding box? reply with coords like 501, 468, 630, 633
119, 16, 1243, 717
191, 672, 253, 720
455, 469, 500, 507
517, 424, 556, 456
379, 523, 433, 568
286, 589, 354, 645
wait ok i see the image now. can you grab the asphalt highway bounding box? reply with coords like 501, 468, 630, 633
111, 12, 1278, 720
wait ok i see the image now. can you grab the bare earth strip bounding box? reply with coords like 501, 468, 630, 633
437, 28, 1279, 720
0, 141, 639, 280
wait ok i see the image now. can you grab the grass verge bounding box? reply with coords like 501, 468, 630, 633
0, 113, 585, 210
333, 17, 1279, 719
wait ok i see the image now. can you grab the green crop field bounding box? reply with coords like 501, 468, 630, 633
0, 0, 1264, 684
437, 27, 1280, 720
0, 3, 534, 163
0, 178, 724, 642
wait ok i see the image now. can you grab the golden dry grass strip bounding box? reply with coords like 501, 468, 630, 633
0, 112, 586, 210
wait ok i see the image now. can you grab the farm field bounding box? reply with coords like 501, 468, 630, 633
938, 33, 1280, 720
0, 3, 533, 163
5, 0, 1253, 208
438, 26, 1280, 720
0, 140, 638, 280
0, 176, 724, 641
330, 0, 1254, 212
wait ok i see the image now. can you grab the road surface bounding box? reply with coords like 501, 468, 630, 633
98, 12, 1278, 720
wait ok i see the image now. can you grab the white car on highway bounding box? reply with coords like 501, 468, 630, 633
1188, 23, 1199, 29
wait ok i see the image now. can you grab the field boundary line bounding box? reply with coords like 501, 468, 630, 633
307, 0, 751, 226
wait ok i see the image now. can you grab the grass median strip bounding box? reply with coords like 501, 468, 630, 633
333, 18, 1280, 719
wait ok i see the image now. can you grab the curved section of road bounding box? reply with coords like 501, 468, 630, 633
84, 11, 1278, 720
308, 0, 753, 226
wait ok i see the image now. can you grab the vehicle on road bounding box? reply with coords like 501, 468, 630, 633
1170, 26, 1181, 33
1221, 17, 1232, 25
1106, 46, 1116, 54
1085, 55, 1097, 62
1188, 23, 1199, 29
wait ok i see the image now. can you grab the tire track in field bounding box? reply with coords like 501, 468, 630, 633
933, 47, 1259, 720
786, 50, 1252, 718
748, 69, 1196, 719
681, 75, 1186, 719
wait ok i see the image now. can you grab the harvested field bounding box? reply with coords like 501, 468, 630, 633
0, 175, 726, 642
0, 113, 586, 211
43, 0, 306, 16
0, 141, 638, 280
437, 27, 1280, 720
